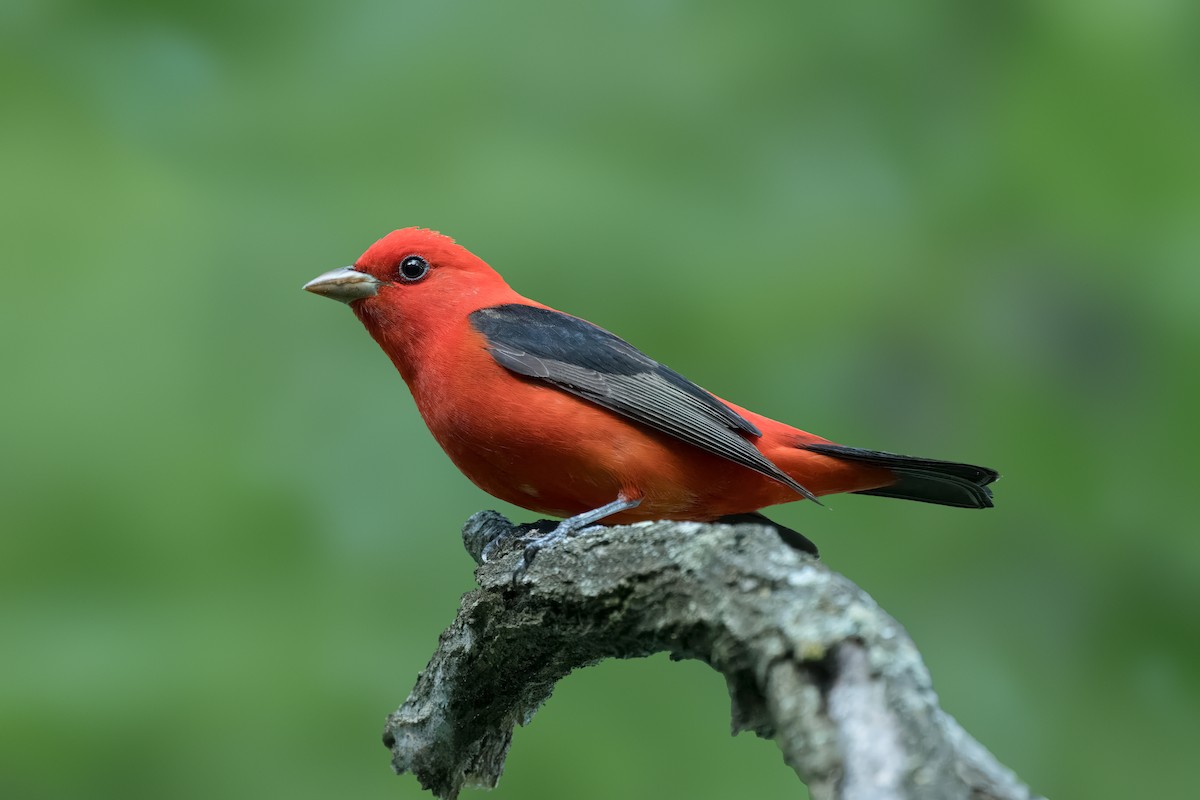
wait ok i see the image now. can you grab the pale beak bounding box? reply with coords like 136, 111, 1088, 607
303, 266, 382, 304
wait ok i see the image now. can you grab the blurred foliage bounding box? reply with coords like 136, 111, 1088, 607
2, 1, 1198, 798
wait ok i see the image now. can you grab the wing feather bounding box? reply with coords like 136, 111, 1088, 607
469, 304, 818, 502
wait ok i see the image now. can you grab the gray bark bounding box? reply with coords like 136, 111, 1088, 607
383, 512, 1043, 800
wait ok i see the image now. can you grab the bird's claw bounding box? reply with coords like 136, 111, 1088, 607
479, 535, 507, 564
477, 517, 557, 564
507, 521, 591, 585
509, 534, 553, 585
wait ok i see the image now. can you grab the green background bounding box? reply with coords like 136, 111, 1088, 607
3, 1, 1197, 798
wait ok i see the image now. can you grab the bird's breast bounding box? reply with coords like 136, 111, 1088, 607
404, 342, 789, 519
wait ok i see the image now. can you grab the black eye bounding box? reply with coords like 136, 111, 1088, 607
398, 255, 430, 282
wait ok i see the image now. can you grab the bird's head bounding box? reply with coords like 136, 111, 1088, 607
304, 227, 506, 309
304, 228, 516, 378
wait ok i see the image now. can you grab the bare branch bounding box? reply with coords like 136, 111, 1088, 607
383, 512, 1042, 800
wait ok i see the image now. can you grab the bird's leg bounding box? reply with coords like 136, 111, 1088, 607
515, 494, 642, 577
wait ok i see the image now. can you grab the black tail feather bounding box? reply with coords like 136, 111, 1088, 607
802, 443, 999, 509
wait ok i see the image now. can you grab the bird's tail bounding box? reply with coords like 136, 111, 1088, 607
801, 443, 998, 509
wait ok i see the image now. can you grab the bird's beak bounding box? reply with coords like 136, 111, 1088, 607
303, 267, 382, 304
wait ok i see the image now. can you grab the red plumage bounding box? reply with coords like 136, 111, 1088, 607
305, 228, 996, 542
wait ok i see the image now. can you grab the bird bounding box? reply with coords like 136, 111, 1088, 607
304, 228, 997, 563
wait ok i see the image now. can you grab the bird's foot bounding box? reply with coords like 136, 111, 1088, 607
510, 495, 643, 582
464, 511, 555, 566
470, 495, 642, 583
511, 519, 595, 583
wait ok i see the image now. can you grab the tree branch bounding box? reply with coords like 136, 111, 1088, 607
383, 512, 1042, 800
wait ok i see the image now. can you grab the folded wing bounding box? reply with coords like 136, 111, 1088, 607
469, 304, 819, 503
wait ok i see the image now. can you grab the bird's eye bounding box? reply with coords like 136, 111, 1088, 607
398, 255, 430, 282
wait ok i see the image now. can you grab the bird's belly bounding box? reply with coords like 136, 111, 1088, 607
418, 377, 796, 521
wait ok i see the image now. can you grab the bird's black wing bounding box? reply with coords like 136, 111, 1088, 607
468, 304, 819, 502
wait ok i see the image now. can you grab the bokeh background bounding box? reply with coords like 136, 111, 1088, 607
3, 1, 1198, 798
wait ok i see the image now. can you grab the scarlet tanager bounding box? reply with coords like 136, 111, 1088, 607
305, 228, 997, 561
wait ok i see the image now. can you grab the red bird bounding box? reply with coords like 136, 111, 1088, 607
305, 228, 996, 561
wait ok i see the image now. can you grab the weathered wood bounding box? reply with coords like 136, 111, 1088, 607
383, 512, 1041, 800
